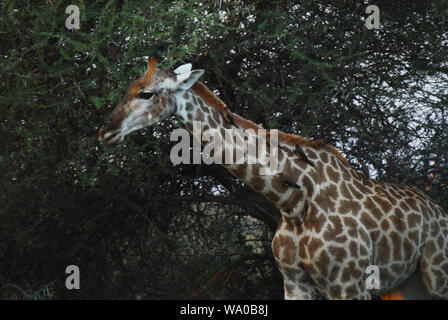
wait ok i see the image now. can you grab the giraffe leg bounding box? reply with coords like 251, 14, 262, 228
280, 266, 320, 300
420, 237, 448, 299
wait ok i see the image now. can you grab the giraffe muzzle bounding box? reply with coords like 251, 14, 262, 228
98, 127, 122, 145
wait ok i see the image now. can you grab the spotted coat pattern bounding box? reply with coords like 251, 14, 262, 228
99, 62, 448, 300
175, 88, 448, 299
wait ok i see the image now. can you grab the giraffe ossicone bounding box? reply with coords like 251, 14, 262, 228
99, 57, 448, 300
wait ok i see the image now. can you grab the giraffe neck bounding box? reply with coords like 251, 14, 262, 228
173, 89, 355, 221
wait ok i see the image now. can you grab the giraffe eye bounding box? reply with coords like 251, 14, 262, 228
138, 91, 154, 100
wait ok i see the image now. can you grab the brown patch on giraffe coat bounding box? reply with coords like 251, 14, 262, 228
386, 193, 398, 206
408, 230, 420, 244
186, 102, 194, 111
304, 204, 326, 233
388, 187, 401, 199
360, 245, 368, 256
339, 164, 352, 181
406, 198, 418, 212
250, 164, 265, 191
185, 122, 193, 132
349, 241, 358, 257
349, 261, 362, 279
407, 213, 421, 229
425, 240, 437, 258
315, 250, 330, 278
212, 110, 221, 125
340, 182, 352, 199
353, 179, 365, 192
328, 265, 340, 282
348, 184, 363, 200
271, 175, 289, 194
278, 235, 296, 265
400, 200, 410, 212
196, 109, 205, 122
308, 162, 325, 185
392, 208, 406, 233
306, 237, 324, 260
371, 230, 380, 242
329, 284, 342, 298
328, 246, 347, 262
430, 221, 440, 238
198, 99, 209, 113
192, 95, 199, 105
323, 216, 347, 243
207, 115, 218, 129
405, 190, 414, 198
352, 170, 363, 182
302, 175, 314, 195
364, 197, 383, 220
305, 149, 318, 160
344, 216, 359, 238
389, 231, 402, 261
344, 284, 358, 298
330, 156, 339, 170
326, 165, 340, 183
360, 213, 378, 230
440, 219, 447, 232
338, 199, 361, 215
315, 184, 337, 213
319, 152, 329, 163
377, 236, 391, 264
437, 234, 445, 250
372, 195, 392, 213
381, 219, 390, 231
282, 218, 295, 233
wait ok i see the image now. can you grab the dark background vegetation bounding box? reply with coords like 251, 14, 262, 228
0, 0, 447, 299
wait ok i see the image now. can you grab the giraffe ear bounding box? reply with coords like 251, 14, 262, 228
176, 69, 204, 90
173, 63, 192, 75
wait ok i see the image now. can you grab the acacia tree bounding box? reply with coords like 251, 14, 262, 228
0, 0, 446, 299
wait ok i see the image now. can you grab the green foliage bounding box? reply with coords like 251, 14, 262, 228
0, 0, 447, 299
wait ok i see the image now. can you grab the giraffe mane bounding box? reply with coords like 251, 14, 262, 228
191, 81, 349, 166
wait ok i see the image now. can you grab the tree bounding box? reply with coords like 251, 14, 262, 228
0, 0, 447, 299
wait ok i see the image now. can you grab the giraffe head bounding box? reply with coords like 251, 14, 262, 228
98, 56, 204, 144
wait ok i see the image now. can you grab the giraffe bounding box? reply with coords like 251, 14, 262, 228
98, 56, 448, 300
